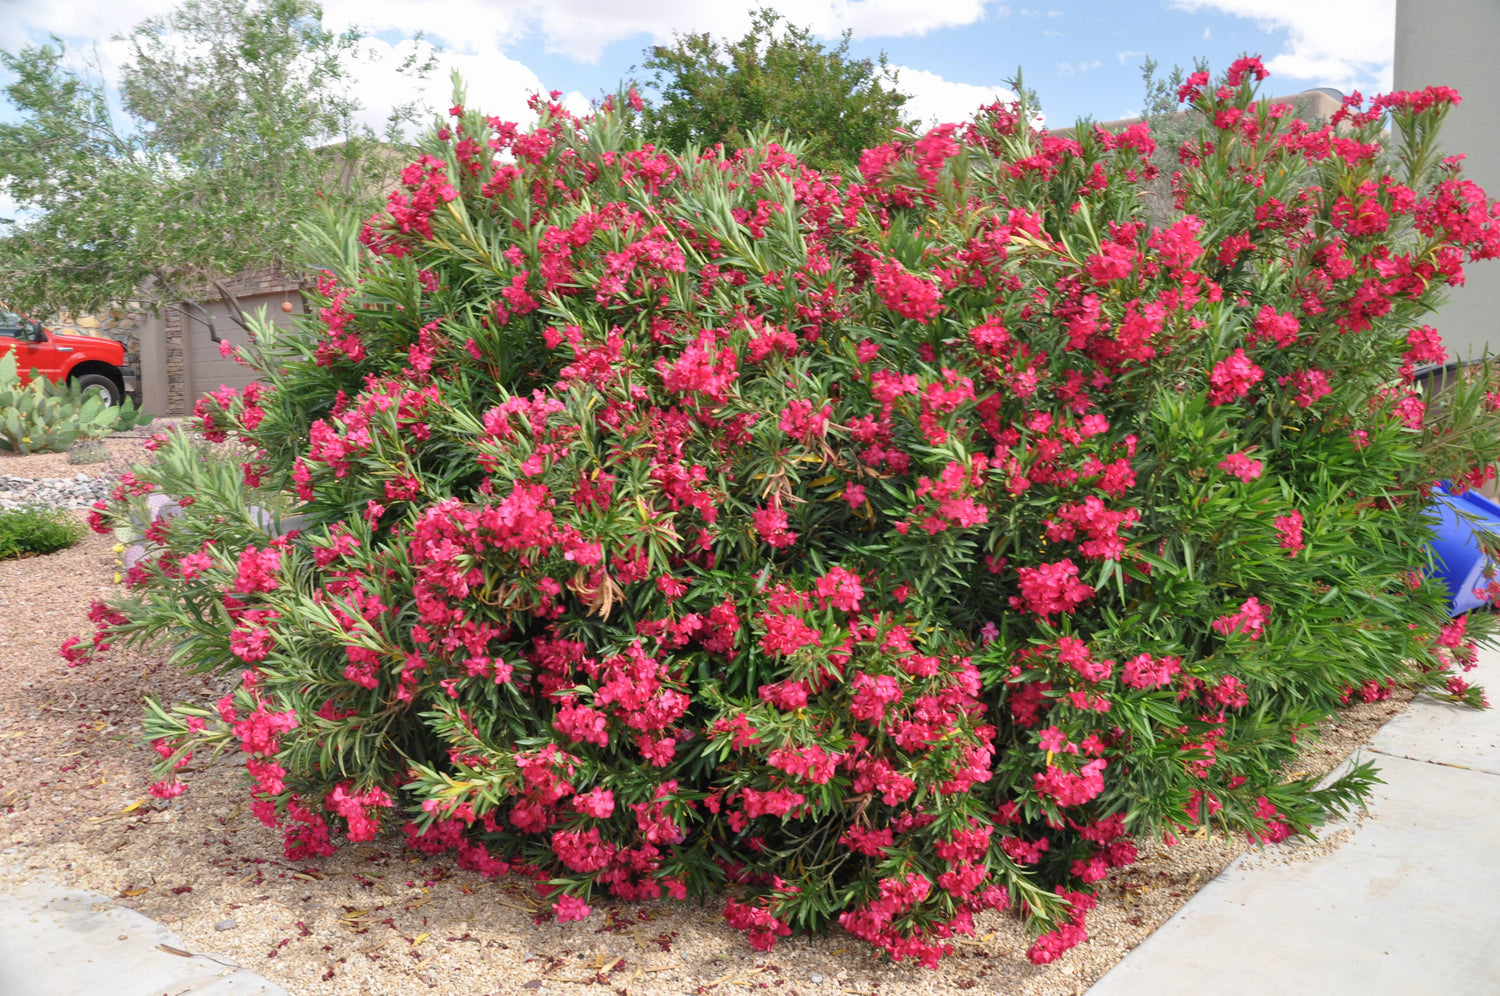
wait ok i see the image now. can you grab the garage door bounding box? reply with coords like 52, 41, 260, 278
184, 292, 302, 403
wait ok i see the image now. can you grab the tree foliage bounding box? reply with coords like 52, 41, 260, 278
639, 8, 913, 173
0, 0, 434, 322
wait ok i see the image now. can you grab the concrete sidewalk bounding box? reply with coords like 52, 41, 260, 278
1088, 644, 1500, 996
0, 872, 288, 996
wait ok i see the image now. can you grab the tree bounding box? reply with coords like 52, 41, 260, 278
1134, 56, 1210, 224
639, 9, 913, 174
0, 0, 434, 327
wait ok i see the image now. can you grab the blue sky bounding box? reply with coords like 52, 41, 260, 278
1, 1, 1397, 135
502, 1, 1392, 127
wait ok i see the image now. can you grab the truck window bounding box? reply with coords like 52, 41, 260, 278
0, 313, 26, 337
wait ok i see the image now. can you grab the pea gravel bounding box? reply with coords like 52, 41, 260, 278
0, 444, 1413, 996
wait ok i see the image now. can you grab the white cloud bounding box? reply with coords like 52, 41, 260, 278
8, 0, 1009, 56
347, 36, 549, 134
1057, 59, 1102, 77
6, 0, 1016, 134
892, 66, 1016, 127
324, 0, 1006, 64
1117, 48, 1146, 66
0, 0, 166, 52
1173, 0, 1395, 91
0, 182, 23, 226
0, 1, 171, 99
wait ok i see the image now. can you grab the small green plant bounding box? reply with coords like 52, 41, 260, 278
68, 439, 111, 465
0, 505, 85, 559
0, 352, 153, 454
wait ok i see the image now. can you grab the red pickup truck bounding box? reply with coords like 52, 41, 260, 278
0, 305, 135, 407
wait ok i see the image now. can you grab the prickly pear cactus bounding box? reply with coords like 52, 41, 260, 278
0, 352, 152, 454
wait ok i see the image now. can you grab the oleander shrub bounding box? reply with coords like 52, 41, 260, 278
0, 351, 153, 454
73, 62, 1500, 966
0, 505, 85, 559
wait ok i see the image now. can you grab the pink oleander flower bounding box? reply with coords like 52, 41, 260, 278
1275, 510, 1305, 554
724, 898, 792, 951
552, 894, 592, 922
814, 566, 864, 611
178, 550, 213, 579
872, 257, 943, 323
1208, 349, 1264, 406
1121, 653, 1182, 689
1218, 450, 1263, 481
1010, 559, 1095, 621
573, 787, 614, 818
752, 504, 797, 548
148, 778, 186, 799
1279, 367, 1331, 408
1213, 597, 1268, 640
1055, 636, 1113, 683
232, 545, 281, 594
1248, 305, 1299, 347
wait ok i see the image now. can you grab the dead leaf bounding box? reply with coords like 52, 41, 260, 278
156, 944, 193, 958
118, 799, 148, 814
120, 887, 148, 897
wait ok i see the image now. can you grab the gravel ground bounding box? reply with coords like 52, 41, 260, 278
0, 433, 161, 482
0, 445, 1416, 996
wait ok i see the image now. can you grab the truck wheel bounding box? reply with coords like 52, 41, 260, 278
73, 373, 122, 408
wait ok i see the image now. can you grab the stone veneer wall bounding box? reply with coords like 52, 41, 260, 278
161, 299, 186, 415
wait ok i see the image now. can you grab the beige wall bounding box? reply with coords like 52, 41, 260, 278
1395, 0, 1500, 361
138, 311, 170, 416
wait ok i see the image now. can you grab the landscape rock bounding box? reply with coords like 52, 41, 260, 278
0, 473, 113, 510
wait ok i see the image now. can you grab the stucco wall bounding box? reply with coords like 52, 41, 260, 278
1395, 0, 1500, 361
